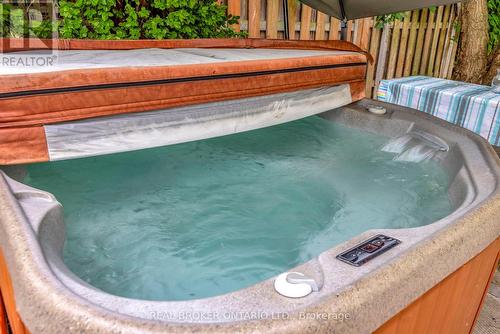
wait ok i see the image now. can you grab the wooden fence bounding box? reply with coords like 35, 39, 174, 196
221, 0, 460, 98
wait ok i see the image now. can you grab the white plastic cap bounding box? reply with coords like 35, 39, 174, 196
274, 272, 314, 298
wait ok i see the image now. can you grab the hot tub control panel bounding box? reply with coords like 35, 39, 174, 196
336, 235, 401, 266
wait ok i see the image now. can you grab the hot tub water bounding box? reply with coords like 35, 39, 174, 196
24, 116, 452, 301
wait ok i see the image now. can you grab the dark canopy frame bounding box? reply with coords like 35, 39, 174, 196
281, 0, 460, 40
299, 0, 460, 20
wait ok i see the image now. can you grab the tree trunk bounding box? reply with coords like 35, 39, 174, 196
482, 46, 500, 85
452, 0, 489, 84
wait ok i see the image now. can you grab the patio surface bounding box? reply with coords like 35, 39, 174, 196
473, 270, 500, 334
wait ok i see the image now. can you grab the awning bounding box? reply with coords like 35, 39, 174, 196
300, 0, 460, 20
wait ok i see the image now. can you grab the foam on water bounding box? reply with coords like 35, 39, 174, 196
24, 117, 452, 301
382, 130, 449, 163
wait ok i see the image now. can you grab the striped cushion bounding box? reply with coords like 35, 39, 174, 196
378, 76, 500, 146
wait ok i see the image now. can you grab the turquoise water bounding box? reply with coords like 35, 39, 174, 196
24, 116, 452, 301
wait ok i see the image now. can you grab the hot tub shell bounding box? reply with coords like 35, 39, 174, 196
0, 98, 499, 334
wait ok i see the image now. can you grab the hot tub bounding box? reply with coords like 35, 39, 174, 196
0, 98, 499, 334
0, 40, 499, 334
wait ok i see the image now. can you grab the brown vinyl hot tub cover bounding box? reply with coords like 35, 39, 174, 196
0, 38, 369, 165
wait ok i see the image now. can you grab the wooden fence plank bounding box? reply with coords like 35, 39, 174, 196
353, 18, 370, 48
387, 20, 402, 79
447, 4, 461, 79
266, 0, 279, 38
375, 24, 390, 87
358, 18, 371, 50
447, 37, 458, 79
347, 20, 353, 42
427, 5, 444, 75
329, 17, 340, 40
287, 0, 298, 39
420, 7, 436, 74
353, 20, 361, 45
447, 7, 460, 79
315, 11, 326, 40
248, 0, 261, 38
434, 5, 451, 77
227, 0, 241, 32
299, 4, 312, 40
366, 25, 381, 97
404, 10, 420, 76
412, 8, 428, 75
440, 6, 455, 78
396, 12, 411, 78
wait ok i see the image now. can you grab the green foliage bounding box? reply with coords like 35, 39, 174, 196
0, 0, 244, 40
0, 3, 26, 37
487, 0, 500, 53
58, 0, 244, 39
0, 3, 8, 37
375, 12, 407, 29
0, 2, 57, 38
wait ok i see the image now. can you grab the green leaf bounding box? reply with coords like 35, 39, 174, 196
54, 0, 244, 39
